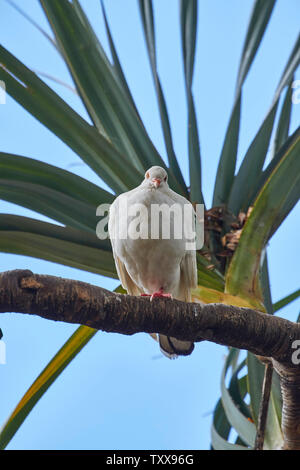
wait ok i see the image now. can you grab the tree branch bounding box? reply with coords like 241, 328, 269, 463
1, 269, 300, 448
254, 362, 273, 450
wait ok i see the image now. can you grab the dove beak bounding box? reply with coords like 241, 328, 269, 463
152, 178, 161, 188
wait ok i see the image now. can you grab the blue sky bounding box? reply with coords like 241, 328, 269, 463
0, 0, 299, 450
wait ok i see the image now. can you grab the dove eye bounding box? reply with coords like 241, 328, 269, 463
146, 172, 150, 179
164, 176, 167, 181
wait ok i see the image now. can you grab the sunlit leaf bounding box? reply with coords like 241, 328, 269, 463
221, 351, 256, 448
192, 285, 262, 310
228, 361, 252, 420
211, 423, 248, 450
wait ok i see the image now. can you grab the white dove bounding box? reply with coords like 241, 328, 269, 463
108, 166, 198, 358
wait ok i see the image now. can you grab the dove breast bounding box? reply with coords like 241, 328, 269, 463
108, 184, 194, 298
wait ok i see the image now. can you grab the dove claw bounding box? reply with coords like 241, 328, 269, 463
150, 291, 173, 301
141, 289, 172, 301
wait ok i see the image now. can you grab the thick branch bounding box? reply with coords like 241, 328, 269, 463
1, 269, 300, 449
0, 269, 299, 365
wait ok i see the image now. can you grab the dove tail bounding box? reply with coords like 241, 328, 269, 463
158, 285, 195, 359
159, 335, 194, 359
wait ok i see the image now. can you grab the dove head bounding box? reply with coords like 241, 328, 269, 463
143, 166, 168, 189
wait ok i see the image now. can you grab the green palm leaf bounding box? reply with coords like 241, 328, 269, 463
180, 0, 204, 204
0, 152, 114, 232
221, 350, 256, 447
139, 0, 188, 196
271, 78, 294, 158
211, 399, 232, 448
40, 0, 185, 195
213, 0, 276, 207
0, 152, 114, 206
235, 0, 276, 93
0, 180, 98, 232
228, 361, 252, 420
100, 1, 142, 120
0, 45, 141, 193
225, 129, 300, 303
227, 103, 278, 215
0, 215, 116, 278
273, 288, 300, 313
211, 423, 248, 450
251, 128, 300, 209
228, 34, 300, 214
213, 96, 241, 206
260, 251, 273, 314
247, 353, 283, 450
41, 0, 143, 170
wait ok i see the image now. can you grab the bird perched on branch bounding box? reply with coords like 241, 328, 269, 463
108, 166, 197, 358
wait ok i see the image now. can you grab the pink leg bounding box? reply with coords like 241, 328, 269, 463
141, 288, 172, 300
150, 292, 172, 300
152, 287, 173, 301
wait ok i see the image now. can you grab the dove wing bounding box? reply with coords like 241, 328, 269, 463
108, 196, 143, 297
177, 193, 198, 302
114, 255, 143, 296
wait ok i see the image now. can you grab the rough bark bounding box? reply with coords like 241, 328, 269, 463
1, 269, 299, 449
273, 361, 300, 450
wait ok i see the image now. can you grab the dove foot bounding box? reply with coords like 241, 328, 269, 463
150, 288, 173, 301
140, 289, 173, 301
150, 292, 172, 300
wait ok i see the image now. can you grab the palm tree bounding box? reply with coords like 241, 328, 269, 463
0, 0, 299, 450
